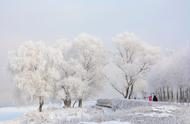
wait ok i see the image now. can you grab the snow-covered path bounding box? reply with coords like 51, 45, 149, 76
0, 101, 190, 124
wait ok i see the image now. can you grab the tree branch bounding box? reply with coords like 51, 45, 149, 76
110, 83, 125, 97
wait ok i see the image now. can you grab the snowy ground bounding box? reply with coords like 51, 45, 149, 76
0, 100, 190, 124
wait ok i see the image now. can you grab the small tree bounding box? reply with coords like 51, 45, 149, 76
55, 59, 87, 108
112, 32, 159, 99
8, 41, 54, 112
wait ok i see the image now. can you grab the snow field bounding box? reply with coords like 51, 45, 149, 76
0, 100, 190, 124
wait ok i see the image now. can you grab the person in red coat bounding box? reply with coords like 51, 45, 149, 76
148, 95, 152, 101
148, 94, 152, 106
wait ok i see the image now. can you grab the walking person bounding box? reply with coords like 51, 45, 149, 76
153, 94, 158, 102
148, 94, 152, 106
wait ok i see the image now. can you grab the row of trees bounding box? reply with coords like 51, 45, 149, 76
8, 32, 160, 112
8, 34, 106, 112
149, 49, 190, 102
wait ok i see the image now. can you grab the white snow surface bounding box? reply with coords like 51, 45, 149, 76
79, 121, 130, 124
0, 100, 190, 124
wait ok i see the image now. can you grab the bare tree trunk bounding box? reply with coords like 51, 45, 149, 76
78, 98, 83, 108
167, 86, 170, 100
177, 89, 179, 102
72, 100, 77, 108
39, 96, 44, 112
155, 89, 158, 97
159, 88, 162, 101
163, 87, 166, 101
185, 88, 188, 102
184, 89, 186, 102
64, 99, 71, 108
188, 88, 190, 102
179, 87, 183, 102
187, 88, 190, 103
124, 86, 130, 98
171, 89, 174, 101
128, 84, 134, 99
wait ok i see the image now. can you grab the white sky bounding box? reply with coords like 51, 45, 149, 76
0, 0, 189, 105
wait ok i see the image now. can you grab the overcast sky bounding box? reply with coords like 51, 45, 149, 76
0, 0, 190, 105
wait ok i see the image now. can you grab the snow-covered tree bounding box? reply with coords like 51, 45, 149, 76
72, 33, 107, 107
112, 32, 160, 99
52, 40, 87, 108
56, 60, 87, 107
8, 41, 56, 112
54, 34, 107, 107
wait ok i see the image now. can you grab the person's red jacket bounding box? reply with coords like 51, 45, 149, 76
148, 96, 152, 101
